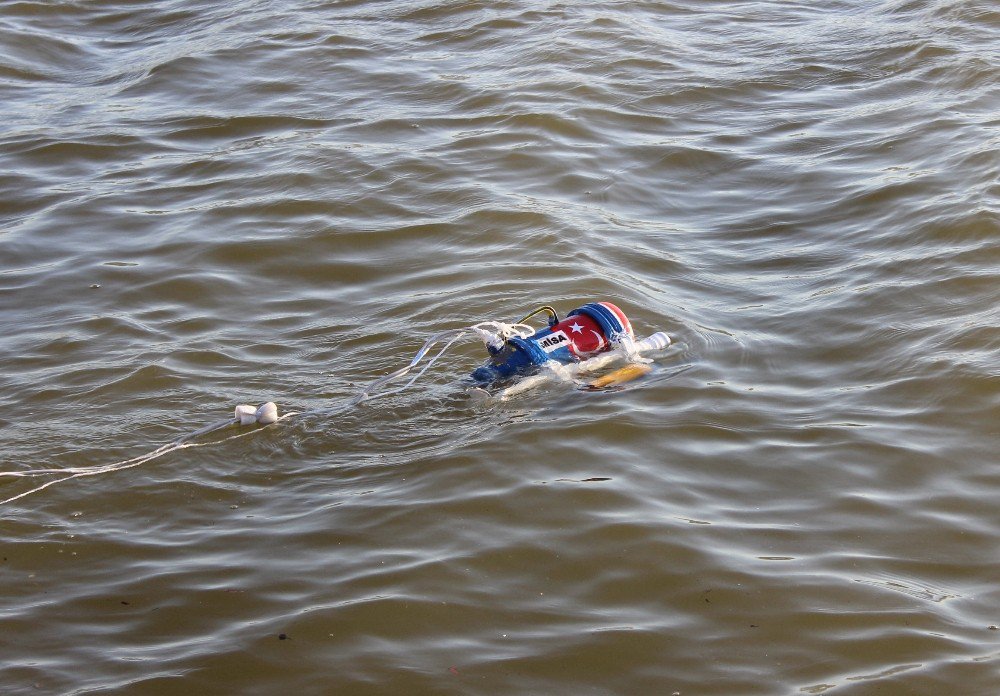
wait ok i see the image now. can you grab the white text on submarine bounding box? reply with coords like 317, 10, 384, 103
534, 331, 569, 353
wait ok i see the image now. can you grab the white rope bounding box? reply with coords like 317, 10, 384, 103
0, 324, 672, 506
468, 321, 534, 351
0, 323, 507, 506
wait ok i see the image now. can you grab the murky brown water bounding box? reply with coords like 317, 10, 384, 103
2, 1, 998, 694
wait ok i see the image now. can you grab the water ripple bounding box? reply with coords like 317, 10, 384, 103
1, 0, 997, 693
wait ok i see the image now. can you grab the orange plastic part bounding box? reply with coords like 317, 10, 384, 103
588, 363, 652, 388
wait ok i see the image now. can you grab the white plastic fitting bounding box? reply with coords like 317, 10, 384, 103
634, 332, 671, 352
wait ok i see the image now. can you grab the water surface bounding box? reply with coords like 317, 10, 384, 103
1, 1, 998, 694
